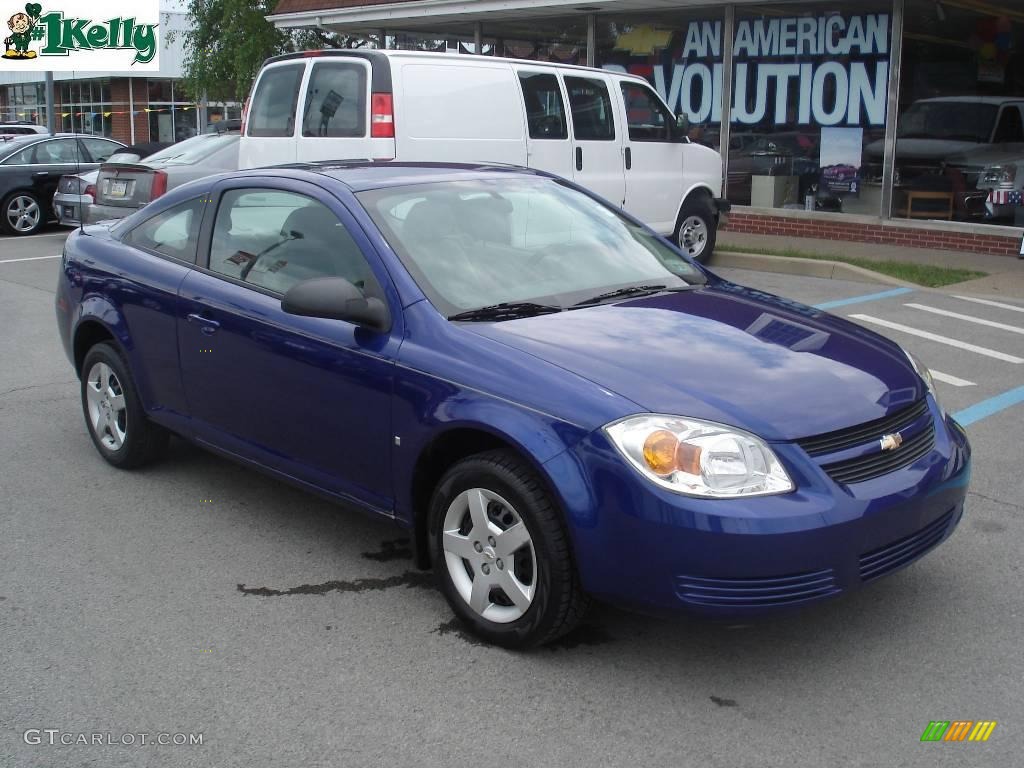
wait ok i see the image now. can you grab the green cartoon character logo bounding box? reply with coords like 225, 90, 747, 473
4, 3, 42, 59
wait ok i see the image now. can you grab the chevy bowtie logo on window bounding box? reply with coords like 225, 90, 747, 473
2, 0, 158, 70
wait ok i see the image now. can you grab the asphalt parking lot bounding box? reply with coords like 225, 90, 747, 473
2, 229, 1022, 767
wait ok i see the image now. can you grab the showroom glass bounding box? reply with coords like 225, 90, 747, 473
247, 65, 304, 138
898, 0, 1024, 226
596, 8, 725, 151
125, 199, 204, 263
209, 189, 382, 297
301, 62, 367, 137
620, 82, 673, 142
357, 178, 704, 316
728, 2, 891, 214
519, 72, 568, 140
564, 77, 616, 141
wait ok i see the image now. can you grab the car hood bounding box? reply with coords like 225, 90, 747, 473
462, 283, 923, 442
865, 137, 984, 162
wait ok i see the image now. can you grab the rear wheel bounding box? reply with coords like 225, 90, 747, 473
674, 194, 717, 263
81, 343, 168, 469
2, 191, 44, 236
429, 450, 589, 648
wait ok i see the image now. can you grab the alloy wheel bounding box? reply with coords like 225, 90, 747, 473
441, 488, 537, 623
6, 195, 41, 233
85, 361, 128, 451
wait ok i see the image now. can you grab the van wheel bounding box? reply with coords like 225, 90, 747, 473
674, 195, 717, 263
428, 450, 589, 648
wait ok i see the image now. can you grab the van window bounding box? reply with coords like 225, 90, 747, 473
302, 62, 367, 138
620, 82, 672, 142
247, 64, 303, 138
518, 72, 567, 140
564, 76, 615, 142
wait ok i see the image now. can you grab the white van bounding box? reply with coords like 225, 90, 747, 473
240, 50, 728, 261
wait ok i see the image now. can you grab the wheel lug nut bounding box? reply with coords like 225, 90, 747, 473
481, 564, 490, 575
473, 541, 482, 552
487, 536, 496, 547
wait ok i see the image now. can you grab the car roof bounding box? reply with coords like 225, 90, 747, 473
297, 161, 548, 192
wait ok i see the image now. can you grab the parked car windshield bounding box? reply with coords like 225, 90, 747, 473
357, 177, 705, 316
897, 102, 998, 143
140, 134, 238, 166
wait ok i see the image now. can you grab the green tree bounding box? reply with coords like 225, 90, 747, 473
178, 0, 378, 103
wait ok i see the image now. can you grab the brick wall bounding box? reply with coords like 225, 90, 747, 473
722, 210, 1022, 257
109, 79, 149, 145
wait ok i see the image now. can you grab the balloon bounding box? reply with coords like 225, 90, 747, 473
980, 42, 997, 60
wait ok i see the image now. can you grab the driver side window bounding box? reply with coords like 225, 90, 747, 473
208, 188, 382, 298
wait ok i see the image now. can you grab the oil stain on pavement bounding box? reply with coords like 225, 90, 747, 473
361, 538, 413, 562
237, 571, 434, 597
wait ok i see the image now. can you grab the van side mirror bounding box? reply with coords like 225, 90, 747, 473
674, 113, 690, 141
282, 276, 390, 332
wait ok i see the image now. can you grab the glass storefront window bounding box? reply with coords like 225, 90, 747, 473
898, 0, 1024, 227
728, 2, 892, 214
597, 9, 726, 151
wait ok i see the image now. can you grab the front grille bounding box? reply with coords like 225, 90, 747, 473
859, 509, 955, 583
820, 423, 936, 485
675, 568, 840, 609
797, 399, 929, 457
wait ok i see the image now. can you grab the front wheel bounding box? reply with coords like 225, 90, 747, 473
2, 190, 45, 236
674, 195, 718, 263
428, 450, 589, 648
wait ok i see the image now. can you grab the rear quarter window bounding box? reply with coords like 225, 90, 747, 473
247, 64, 304, 138
124, 198, 205, 263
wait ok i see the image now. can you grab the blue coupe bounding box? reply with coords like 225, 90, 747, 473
55, 163, 971, 647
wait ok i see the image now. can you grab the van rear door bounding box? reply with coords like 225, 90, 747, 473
615, 78, 685, 234
239, 61, 306, 168
514, 68, 573, 180
295, 58, 376, 163
562, 74, 625, 209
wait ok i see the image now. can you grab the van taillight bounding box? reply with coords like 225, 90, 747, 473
371, 93, 394, 138
150, 170, 168, 200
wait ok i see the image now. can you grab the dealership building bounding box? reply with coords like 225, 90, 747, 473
269, 0, 1024, 256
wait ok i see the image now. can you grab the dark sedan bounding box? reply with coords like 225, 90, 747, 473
56, 163, 970, 647
0, 134, 124, 235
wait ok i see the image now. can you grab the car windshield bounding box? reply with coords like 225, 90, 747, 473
897, 102, 999, 142
357, 177, 706, 317
141, 134, 237, 166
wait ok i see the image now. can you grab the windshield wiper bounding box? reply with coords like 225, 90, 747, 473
447, 302, 563, 322
573, 284, 691, 307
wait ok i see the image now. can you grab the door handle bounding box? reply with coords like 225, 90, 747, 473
575, 146, 583, 172
186, 313, 220, 335
33, 171, 49, 178
624, 147, 631, 170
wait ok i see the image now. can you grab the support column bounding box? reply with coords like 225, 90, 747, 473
586, 14, 596, 67
44, 72, 55, 133
128, 78, 136, 144
378, 28, 387, 49
474, 22, 482, 54
719, 5, 735, 197
880, 0, 905, 220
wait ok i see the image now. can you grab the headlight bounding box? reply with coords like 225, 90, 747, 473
903, 347, 943, 416
981, 164, 1017, 185
604, 415, 794, 498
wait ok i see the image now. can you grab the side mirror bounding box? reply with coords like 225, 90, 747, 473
674, 113, 690, 141
282, 276, 390, 332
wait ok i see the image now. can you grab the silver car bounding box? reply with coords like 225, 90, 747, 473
53, 143, 169, 226
87, 131, 240, 223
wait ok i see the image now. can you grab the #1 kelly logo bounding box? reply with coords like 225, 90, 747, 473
3, 1, 158, 67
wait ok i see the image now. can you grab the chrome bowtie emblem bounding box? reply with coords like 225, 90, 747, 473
880, 432, 904, 452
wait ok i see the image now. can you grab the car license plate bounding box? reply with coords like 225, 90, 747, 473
109, 180, 128, 198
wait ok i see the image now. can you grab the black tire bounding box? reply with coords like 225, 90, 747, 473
80, 342, 169, 469
674, 194, 718, 263
428, 450, 589, 648
2, 190, 46, 236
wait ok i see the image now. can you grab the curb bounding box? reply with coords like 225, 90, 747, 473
708, 250, 916, 288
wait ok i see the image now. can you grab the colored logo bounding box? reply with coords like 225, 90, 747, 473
920, 721, 997, 742
2, 0, 158, 67
879, 432, 903, 451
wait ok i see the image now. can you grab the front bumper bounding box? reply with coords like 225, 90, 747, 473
552, 402, 970, 616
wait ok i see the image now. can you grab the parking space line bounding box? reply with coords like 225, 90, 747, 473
930, 371, 976, 387
849, 314, 1024, 364
953, 295, 1024, 314
0, 255, 61, 264
812, 287, 914, 311
905, 303, 1024, 335
953, 385, 1024, 427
